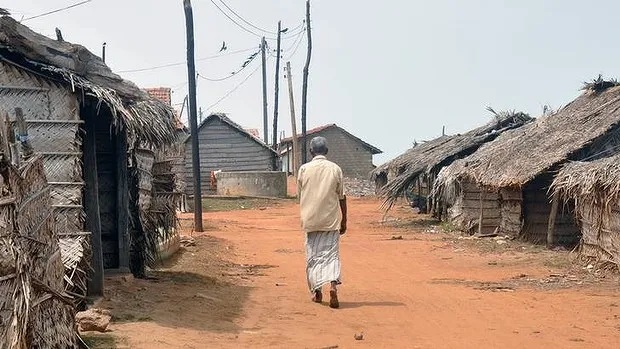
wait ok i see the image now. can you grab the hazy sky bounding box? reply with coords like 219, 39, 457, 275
3, 1, 620, 164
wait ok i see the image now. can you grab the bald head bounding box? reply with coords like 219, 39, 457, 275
310, 136, 328, 156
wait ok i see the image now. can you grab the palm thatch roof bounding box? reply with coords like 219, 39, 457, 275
551, 154, 620, 205
0, 16, 177, 147
380, 110, 533, 208
436, 82, 620, 190
371, 136, 452, 180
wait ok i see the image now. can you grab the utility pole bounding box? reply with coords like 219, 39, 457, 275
286, 61, 299, 176
261, 37, 269, 144
183, 0, 203, 232
199, 106, 203, 123
272, 21, 282, 170
301, 0, 312, 164
102, 42, 106, 63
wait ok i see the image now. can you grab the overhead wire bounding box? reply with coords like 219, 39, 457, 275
208, 0, 303, 41
208, 0, 265, 38
217, 0, 277, 35
22, 0, 93, 21
117, 46, 258, 74
197, 48, 260, 82
283, 27, 306, 60
205, 58, 264, 111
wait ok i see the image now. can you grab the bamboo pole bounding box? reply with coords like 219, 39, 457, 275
478, 189, 484, 235
547, 192, 560, 248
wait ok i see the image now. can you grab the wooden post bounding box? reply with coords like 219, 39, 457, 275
301, 0, 312, 164
14, 108, 33, 160
83, 110, 104, 297
478, 189, 484, 235
286, 61, 299, 176
272, 21, 282, 170
261, 37, 269, 144
184, 0, 204, 232
547, 192, 560, 248
116, 129, 130, 272
6, 114, 18, 167
0, 112, 10, 158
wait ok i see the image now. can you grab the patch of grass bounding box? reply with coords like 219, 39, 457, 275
202, 197, 281, 212
81, 334, 117, 349
151, 270, 218, 286
542, 254, 573, 269
112, 313, 153, 323
439, 221, 459, 233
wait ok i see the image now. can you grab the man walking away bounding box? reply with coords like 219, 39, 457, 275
297, 136, 348, 309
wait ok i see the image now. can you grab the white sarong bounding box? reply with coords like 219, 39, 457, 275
305, 230, 341, 292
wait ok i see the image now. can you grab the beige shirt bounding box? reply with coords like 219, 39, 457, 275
298, 155, 345, 233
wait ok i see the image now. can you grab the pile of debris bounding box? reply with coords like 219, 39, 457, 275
344, 177, 376, 197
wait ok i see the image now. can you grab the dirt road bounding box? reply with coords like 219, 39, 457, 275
93, 198, 620, 349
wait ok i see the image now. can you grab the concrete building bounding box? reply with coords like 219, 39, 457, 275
279, 124, 382, 179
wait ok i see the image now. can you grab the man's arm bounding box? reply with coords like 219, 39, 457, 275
335, 167, 347, 234
339, 195, 347, 235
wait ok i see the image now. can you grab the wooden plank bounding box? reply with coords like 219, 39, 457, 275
116, 128, 130, 271
83, 110, 104, 297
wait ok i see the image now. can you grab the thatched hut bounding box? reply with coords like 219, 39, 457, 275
551, 155, 620, 269
0, 16, 177, 298
434, 79, 620, 245
377, 111, 532, 212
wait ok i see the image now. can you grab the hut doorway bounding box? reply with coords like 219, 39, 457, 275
81, 102, 130, 281
94, 113, 119, 269
521, 175, 580, 246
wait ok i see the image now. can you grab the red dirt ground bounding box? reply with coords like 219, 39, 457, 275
93, 197, 620, 349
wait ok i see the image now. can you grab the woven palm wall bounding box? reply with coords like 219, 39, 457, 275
0, 156, 78, 348
0, 61, 89, 300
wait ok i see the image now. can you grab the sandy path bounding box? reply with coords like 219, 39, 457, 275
100, 198, 620, 349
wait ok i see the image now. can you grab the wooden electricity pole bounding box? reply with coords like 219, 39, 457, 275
301, 0, 312, 164
286, 61, 299, 176
183, 0, 203, 232
261, 37, 269, 144
272, 21, 282, 170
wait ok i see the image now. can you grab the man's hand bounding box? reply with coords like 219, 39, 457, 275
339, 196, 348, 235
340, 219, 347, 235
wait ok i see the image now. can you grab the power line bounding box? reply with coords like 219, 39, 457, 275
208, 0, 265, 38
283, 27, 306, 60
208, 0, 303, 41
206, 60, 265, 111
217, 0, 277, 35
23, 0, 92, 21
197, 49, 260, 82
117, 46, 257, 73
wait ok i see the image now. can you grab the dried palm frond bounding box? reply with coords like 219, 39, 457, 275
581, 74, 620, 93
1, 156, 79, 348
551, 155, 620, 269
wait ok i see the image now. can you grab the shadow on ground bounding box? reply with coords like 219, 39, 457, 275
100, 235, 252, 334
337, 301, 405, 309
